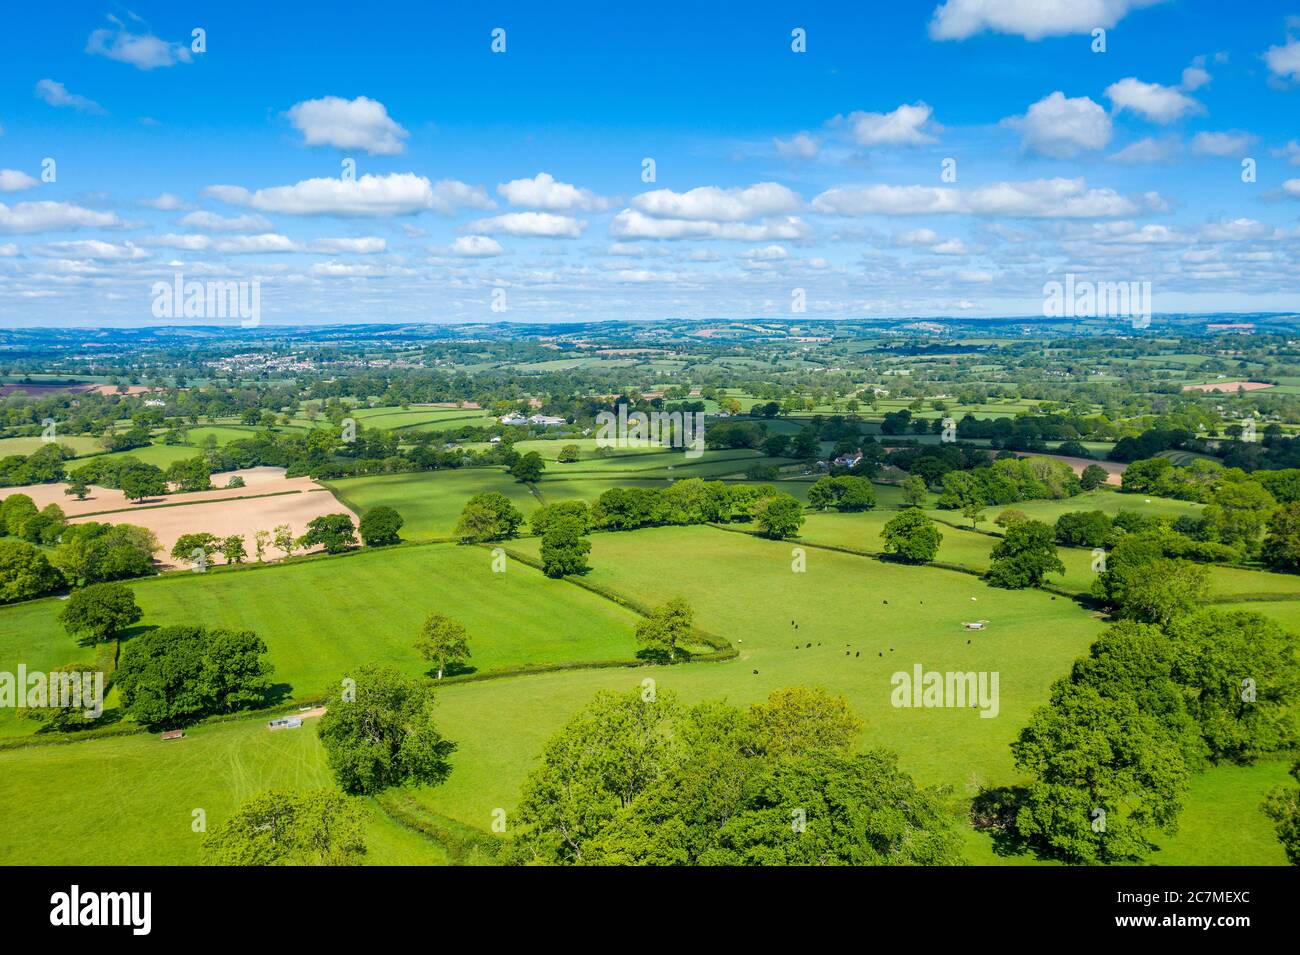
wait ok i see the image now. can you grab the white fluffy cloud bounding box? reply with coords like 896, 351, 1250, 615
1108, 137, 1180, 164
31, 239, 148, 260
207, 234, 387, 254
811, 178, 1138, 218
34, 79, 104, 114
1105, 78, 1201, 123
1283, 179, 1300, 199
774, 132, 819, 159
1190, 131, 1256, 156
1274, 141, 1300, 166
0, 170, 39, 192
287, 96, 409, 155
215, 234, 301, 254
742, 245, 789, 261
497, 172, 611, 212
469, 212, 585, 238
450, 235, 505, 257
86, 20, 193, 70
309, 237, 386, 254
929, 0, 1164, 41
841, 103, 938, 146
1265, 37, 1300, 81
610, 209, 810, 241
1200, 218, 1273, 241
1010, 92, 1112, 158
179, 211, 273, 232
141, 193, 185, 211
0, 201, 122, 234
895, 229, 969, 254
631, 183, 801, 221
205, 173, 493, 217
1181, 63, 1211, 91
140, 234, 211, 251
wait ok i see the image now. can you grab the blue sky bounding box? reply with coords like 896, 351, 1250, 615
1, 0, 1299, 326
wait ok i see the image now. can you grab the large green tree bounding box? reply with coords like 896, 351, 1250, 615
635, 597, 694, 662
201, 788, 366, 866
0, 539, 63, 604
1263, 762, 1300, 866
414, 612, 472, 679
511, 687, 961, 866
298, 513, 357, 554
511, 451, 546, 483
540, 513, 591, 578
985, 519, 1064, 589
1262, 502, 1300, 572
1012, 683, 1189, 864
116, 625, 273, 727
358, 505, 404, 546
455, 492, 525, 542
316, 665, 455, 795
1168, 610, 1300, 763
57, 582, 142, 643
755, 493, 805, 540
880, 508, 943, 564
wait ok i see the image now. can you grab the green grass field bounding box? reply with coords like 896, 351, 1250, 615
0, 475, 1293, 867
0, 435, 104, 457
0, 543, 642, 732
325, 468, 540, 540
0, 715, 446, 865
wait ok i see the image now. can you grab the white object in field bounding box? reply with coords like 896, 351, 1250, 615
268, 717, 303, 731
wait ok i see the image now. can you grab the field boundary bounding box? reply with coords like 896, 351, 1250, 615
75, 488, 305, 518
703, 521, 1097, 602
373, 792, 503, 864
488, 543, 737, 661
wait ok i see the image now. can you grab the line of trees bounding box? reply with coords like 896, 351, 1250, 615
508, 686, 962, 865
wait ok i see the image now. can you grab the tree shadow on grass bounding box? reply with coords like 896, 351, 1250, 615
422, 661, 477, 680
263, 682, 294, 707
970, 785, 1034, 858
77, 622, 157, 649
633, 647, 696, 664
31, 705, 124, 735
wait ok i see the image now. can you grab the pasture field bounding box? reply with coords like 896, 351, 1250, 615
0, 542, 642, 732
325, 468, 539, 539
406, 527, 1285, 865
509, 438, 666, 461
325, 455, 815, 540
945, 488, 1203, 526
0, 715, 446, 865
179, 425, 291, 446
0, 435, 103, 457
75, 444, 201, 470
491, 525, 1104, 793
795, 510, 1008, 571
0, 599, 105, 738
0, 502, 1291, 866
359, 408, 492, 431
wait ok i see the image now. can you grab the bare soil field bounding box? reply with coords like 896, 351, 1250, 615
1012, 452, 1125, 485
8, 467, 313, 517
4, 467, 357, 568
1182, 380, 1273, 393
